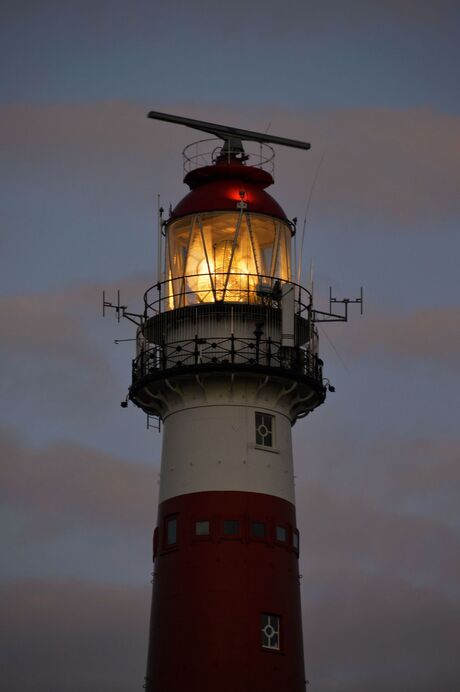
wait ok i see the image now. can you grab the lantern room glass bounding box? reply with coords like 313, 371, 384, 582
165, 211, 292, 309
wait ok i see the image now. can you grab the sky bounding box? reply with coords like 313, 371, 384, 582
1, 1, 459, 690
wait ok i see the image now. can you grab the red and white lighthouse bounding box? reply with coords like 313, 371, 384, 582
128, 113, 328, 692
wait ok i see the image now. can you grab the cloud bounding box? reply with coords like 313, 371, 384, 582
303, 569, 460, 692
297, 481, 460, 596
1, 102, 459, 238
0, 275, 149, 425
328, 304, 460, 368
275, 106, 460, 231
0, 427, 157, 535
0, 579, 150, 692
295, 470, 460, 690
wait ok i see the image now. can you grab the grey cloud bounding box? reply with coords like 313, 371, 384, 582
0, 427, 158, 534
303, 570, 460, 692
0, 579, 150, 692
2, 103, 459, 235
0, 275, 149, 422
275, 107, 460, 230
297, 481, 460, 597
329, 305, 460, 367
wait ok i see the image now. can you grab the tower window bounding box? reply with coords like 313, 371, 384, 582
255, 412, 274, 448
223, 520, 240, 536
195, 520, 210, 536
293, 529, 299, 551
275, 525, 287, 543
251, 521, 266, 538
261, 613, 280, 651
166, 516, 177, 546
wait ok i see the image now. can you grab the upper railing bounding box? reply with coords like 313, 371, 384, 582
143, 273, 312, 317
183, 138, 275, 175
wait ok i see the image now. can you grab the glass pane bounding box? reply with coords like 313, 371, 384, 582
251, 522, 266, 538
293, 531, 299, 550
223, 520, 239, 536
276, 526, 287, 542
165, 212, 292, 308
167, 517, 177, 545
195, 520, 210, 536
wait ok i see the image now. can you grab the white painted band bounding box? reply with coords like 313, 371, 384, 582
159, 404, 295, 504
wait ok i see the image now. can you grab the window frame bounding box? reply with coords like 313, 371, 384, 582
221, 518, 242, 541
274, 522, 290, 548
254, 411, 276, 450
163, 514, 179, 551
260, 612, 282, 653
249, 519, 269, 544
292, 528, 300, 555
192, 518, 212, 541
153, 526, 159, 561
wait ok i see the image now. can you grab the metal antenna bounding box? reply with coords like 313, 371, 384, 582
147, 111, 311, 151
296, 152, 325, 285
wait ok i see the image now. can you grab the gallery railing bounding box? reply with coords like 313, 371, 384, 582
143, 273, 311, 317
132, 335, 323, 386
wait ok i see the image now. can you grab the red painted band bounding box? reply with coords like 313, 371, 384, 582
145, 491, 306, 692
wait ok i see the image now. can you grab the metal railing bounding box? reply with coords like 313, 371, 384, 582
132, 335, 323, 385
182, 138, 275, 174
143, 273, 311, 317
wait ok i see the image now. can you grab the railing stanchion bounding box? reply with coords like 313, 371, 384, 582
194, 334, 199, 365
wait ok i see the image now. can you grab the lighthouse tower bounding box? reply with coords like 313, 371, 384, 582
129, 113, 327, 692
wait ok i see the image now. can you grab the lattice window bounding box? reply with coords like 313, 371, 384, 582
255, 412, 274, 448
261, 613, 280, 650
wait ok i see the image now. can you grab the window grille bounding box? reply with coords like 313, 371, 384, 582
255, 412, 274, 447
261, 613, 280, 650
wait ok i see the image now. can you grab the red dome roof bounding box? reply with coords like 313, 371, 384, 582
170, 161, 288, 221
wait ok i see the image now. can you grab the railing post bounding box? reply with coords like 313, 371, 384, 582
254, 324, 263, 365
161, 341, 167, 370
194, 334, 199, 366
157, 282, 162, 314
267, 336, 272, 366
230, 334, 235, 364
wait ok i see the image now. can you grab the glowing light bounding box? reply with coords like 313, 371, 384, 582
187, 237, 257, 303
166, 212, 291, 308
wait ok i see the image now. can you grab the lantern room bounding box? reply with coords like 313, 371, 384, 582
163, 139, 294, 310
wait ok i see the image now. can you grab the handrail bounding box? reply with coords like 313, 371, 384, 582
182, 138, 275, 174
132, 335, 324, 386
143, 273, 312, 317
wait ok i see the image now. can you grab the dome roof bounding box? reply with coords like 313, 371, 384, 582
170, 160, 288, 221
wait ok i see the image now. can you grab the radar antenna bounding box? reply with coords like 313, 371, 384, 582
147, 110, 311, 154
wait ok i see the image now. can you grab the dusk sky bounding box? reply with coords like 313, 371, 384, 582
1, 1, 460, 691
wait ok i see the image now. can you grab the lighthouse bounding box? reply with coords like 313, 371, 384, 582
126, 112, 331, 692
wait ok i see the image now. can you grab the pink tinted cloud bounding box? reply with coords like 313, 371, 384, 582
0, 579, 150, 692
336, 304, 460, 367
1, 102, 459, 230
0, 427, 158, 533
